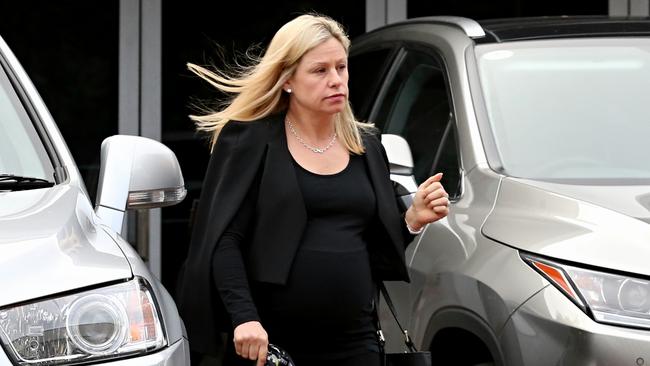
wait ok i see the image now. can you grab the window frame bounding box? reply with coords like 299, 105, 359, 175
367, 42, 464, 200
0, 46, 66, 184
348, 43, 401, 121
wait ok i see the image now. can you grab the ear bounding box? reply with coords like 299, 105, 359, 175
283, 81, 291, 92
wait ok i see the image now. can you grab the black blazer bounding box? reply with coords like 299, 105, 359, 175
177, 111, 413, 355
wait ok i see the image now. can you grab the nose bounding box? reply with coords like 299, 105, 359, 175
328, 68, 342, 88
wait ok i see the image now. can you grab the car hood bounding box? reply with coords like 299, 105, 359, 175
482, 177, 650, 276
0, 185, 132, 307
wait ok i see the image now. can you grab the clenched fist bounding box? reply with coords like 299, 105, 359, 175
233, 321, 268, 366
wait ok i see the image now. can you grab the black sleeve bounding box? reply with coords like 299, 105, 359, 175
400, 212, 417, 246
211, 181, 260, 328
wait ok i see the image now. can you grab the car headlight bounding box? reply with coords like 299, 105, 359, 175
0, 277, 166, 365
522, 253, 650, 329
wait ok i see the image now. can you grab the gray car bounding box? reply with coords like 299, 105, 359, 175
0, 35, 190, 365
349, 17, 650, 365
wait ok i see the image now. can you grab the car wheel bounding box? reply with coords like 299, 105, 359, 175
431, 328, 496, 366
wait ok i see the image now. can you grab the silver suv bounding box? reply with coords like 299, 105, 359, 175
0, 35, 190, 365
349, 17, 650, 365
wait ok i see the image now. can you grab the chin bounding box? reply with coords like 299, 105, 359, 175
321, 106, 346, 115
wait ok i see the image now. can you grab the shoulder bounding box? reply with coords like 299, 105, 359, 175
359, 125, 382, 151
220, 119, 267, 140
217, 113, 282, 148
359, 126, 391, 168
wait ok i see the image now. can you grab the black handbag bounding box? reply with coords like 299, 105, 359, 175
376, 282, 432, 366
265, 344, 295, 366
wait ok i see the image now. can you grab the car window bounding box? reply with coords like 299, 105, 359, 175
433, 123, 461, 199
0, 66, 53, 180
476, 38, 650, 180
371, 49, 461, 198
348, 48, 394, 121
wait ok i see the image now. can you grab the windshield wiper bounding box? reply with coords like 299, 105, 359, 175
0, 174, 55, 191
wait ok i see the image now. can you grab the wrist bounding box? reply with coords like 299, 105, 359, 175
232, 315, 261, 329
404, 208, 424, 234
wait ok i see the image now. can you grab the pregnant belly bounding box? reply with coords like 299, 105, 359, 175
262, 247, 375, 331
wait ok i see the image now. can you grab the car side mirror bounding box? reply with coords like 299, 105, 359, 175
381, 134, 418, 195
381, 134, 413, 175
95, 135, 186, 234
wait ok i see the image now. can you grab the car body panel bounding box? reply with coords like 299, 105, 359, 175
513, 177, 650, 223
108, 339, 190, 366
501, 285, 650, 365
0, 185, 131, 307
0, 338, 190, 366
383, 165, 548, 352
483, 178, 650, 277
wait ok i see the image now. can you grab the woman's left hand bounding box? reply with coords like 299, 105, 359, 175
405, 173, 450, 231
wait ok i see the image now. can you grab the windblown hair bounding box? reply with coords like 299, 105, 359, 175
188, 14, 374, 153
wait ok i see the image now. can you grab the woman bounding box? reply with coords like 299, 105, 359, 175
177, 14, 449, 366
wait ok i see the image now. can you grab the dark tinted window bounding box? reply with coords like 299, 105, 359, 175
373, 49, 461, 198
348, 48, 393, 121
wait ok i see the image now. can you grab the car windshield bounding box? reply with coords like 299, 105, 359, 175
475, 38, 650, 181
0, 65, 53, 182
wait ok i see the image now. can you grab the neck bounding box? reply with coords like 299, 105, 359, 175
286, 108, 336, 142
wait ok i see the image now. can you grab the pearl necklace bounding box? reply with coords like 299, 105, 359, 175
286, 119, 337, 154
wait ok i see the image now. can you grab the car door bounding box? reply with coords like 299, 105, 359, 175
350, 44, 465, 353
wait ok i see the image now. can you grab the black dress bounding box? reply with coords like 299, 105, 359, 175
214, 153, 382, 365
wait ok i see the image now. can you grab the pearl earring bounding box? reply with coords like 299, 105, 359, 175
286, 88, 292, 94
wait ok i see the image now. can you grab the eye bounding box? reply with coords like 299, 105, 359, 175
337, 64, 347, 70
314, 68, 326, 74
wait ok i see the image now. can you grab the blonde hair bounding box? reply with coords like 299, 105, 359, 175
188, 14, 374, 153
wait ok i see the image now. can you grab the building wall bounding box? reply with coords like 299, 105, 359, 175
0, 1, 119, 202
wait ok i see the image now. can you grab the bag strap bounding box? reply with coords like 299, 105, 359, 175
375, 282, 419, 353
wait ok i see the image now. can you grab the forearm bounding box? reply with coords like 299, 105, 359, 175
212, 235, 260, 328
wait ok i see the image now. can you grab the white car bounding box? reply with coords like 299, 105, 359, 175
0, 34, 190, 365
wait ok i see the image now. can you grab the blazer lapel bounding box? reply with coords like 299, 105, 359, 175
248, 114, 307, 284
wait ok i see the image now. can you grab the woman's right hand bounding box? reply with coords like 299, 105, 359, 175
233, 321, 268, 366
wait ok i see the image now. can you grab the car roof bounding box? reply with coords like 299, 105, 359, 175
376, 16, 650, 44
478, 16, 650, 43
